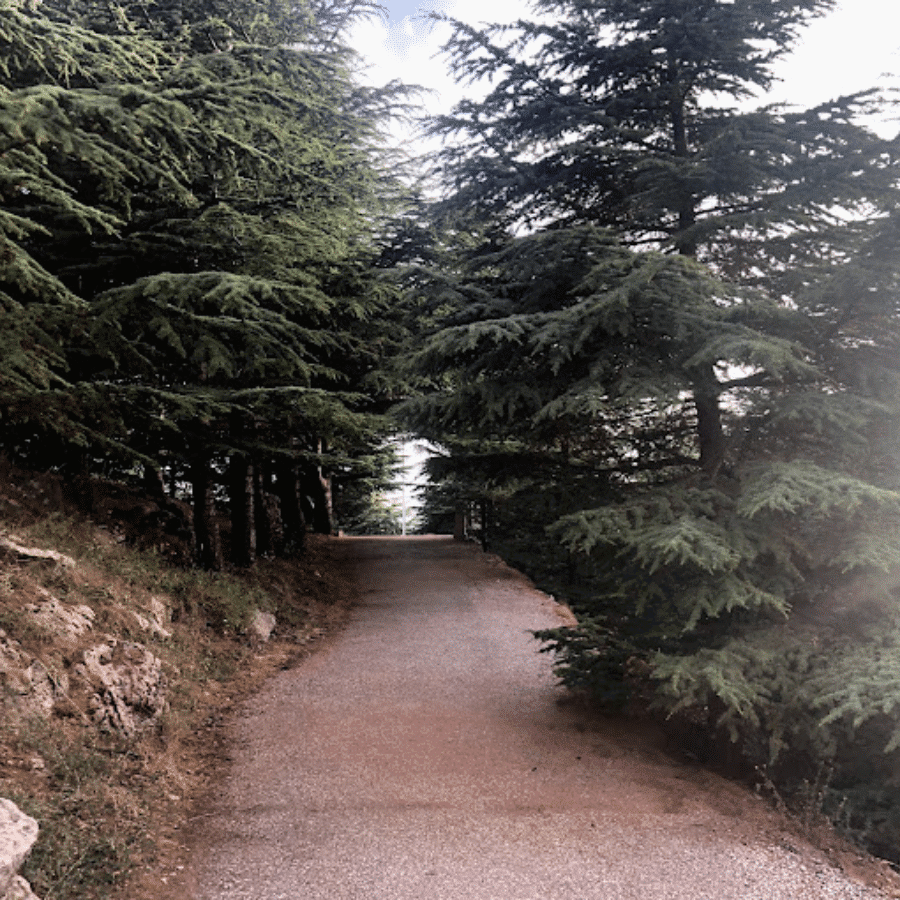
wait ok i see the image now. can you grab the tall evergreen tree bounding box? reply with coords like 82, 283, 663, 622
408, 0, 900, 803
0, 0, 410, 564
0, 1, 179, 447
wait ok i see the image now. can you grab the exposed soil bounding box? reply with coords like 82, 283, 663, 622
133, 537, 900, 900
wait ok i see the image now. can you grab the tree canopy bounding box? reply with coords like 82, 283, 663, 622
406, 0, 900, 850
0, 0, 411, 564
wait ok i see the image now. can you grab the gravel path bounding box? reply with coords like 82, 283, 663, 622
184, 536, 895, 899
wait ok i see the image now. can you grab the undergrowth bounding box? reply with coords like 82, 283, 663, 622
5, 718, 141, 899
0, 511, 356, 900
485, 513, 900, 869
27, 513, 273, 631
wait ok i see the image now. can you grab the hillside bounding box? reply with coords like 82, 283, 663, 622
0, 462, 360, 900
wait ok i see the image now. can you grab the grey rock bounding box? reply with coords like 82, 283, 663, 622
0, 633, 26, 679
0, 536, 74, 568
248, 610, 277, 645
0, 799, 38, 900
7, 874, 40, 900
20, 661, 57, 715
81, 640, 167, 737
131, 610, 172, 641
0, 633, 68, 718
23, 594, 94, 646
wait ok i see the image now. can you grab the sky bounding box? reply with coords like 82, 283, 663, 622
354, 0, 900, 145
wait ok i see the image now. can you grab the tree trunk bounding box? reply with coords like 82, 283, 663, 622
301, 466, 334, 535
311, 439, 335, 535
299, 475, 316, 535
254, 463, 283, 558
229, 452, 255, 567
312, 471, 335, 534
228, 411, 257, 567
143, 464, 166, 500
65, 444, 89, 480
275, 460, 306, 556
692, 370, 727, 480
671, 72, 722, 474
318, 470, 335, 534
454, 509, 466, 541
191, 456, 222, 570
667, 64, 697, 258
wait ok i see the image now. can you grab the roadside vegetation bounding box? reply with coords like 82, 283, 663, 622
0, 467, 359, 900
407, 0, 900, 865
0, 0, 412, 567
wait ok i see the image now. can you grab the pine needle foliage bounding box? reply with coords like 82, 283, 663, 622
408, 0, 900, 851
1, 0, 412, 560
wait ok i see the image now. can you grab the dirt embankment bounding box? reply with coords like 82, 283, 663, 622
0, 462, 361, 900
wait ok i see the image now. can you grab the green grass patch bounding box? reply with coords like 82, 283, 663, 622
9, 720, 142, 900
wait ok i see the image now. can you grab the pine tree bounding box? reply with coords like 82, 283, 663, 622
0, 0, 410, 564
408, 0, 900, 784
0, 1, 180, 446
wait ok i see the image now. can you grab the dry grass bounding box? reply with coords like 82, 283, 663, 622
0, 484, 360, 900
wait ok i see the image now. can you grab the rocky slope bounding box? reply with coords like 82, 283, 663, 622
0, 462, 359, 900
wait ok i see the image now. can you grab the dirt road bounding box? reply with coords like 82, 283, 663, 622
180, 536, 896, 899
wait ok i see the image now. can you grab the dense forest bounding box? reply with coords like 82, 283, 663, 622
3, 0, 900, 864
0, 0, 412, 566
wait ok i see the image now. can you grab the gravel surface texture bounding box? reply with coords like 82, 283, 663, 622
182, 536, 897, 899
